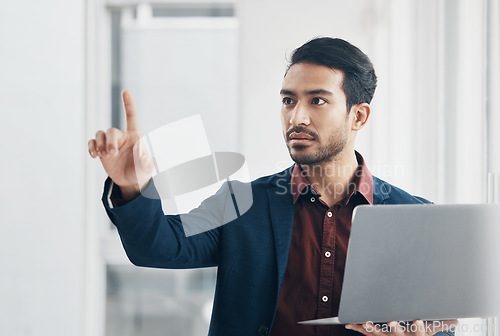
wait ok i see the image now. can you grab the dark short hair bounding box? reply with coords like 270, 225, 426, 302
288, 37, 377, 111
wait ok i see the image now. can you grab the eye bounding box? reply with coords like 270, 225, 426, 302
311, 97, 327, 105
282, 97, 294, 105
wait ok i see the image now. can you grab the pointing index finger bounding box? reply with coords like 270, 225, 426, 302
122, 89, 139, 132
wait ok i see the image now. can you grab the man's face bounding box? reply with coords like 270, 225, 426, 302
280, 63, 352, 165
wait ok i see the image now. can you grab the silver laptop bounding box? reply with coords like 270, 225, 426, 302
299, 204, 500, 325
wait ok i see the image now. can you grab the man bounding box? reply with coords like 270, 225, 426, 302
88, 37, 456, 336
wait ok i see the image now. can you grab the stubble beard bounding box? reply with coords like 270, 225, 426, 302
288, 131, 349, 165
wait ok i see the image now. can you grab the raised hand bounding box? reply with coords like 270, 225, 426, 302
88, 90, 154, 200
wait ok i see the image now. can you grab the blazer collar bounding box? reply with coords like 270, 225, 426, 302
270, 165, 389, 203
372, 176, 391, 204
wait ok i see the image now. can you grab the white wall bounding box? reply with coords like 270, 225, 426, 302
0, 1, 85, 335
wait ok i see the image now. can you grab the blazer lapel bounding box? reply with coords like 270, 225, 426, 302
266, 170, 295, 291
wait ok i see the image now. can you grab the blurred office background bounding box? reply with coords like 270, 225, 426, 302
1, 0, 499, 335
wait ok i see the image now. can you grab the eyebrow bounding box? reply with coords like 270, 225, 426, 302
280, 89, 334, 96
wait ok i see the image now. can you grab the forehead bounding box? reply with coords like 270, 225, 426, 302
282, 63, 344, 92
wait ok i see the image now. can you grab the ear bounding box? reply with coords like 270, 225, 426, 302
350, 103, 371, 131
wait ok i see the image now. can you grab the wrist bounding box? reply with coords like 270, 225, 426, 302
117, 183, 141, 202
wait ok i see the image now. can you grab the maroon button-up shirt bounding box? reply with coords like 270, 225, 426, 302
270, 152, 374, 336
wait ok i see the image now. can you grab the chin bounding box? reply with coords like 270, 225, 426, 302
289, 148, 308, 159
290, 153, 317, 165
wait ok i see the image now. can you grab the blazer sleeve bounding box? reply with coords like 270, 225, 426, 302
101, 177, 237, 269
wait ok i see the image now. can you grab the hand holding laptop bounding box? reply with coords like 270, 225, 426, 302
345, 319, 458, 336
299, 204, 500, 328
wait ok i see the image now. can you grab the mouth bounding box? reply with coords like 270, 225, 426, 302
288, 132, 315, 146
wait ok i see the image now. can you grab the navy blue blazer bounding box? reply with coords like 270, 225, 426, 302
103, 166, 433, 336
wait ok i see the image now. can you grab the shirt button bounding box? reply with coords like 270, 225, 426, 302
325, 251, 331, 258
310, 197, 315, 202
257, 324, 269, 336
327, 211, 333, 217
322, 296, 329, 302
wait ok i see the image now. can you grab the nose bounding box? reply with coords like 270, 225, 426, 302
289, 102, 310, 126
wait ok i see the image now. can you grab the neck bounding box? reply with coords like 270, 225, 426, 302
300, 150, 359, 207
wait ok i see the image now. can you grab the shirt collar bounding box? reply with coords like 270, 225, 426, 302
291, 151, 374, 205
